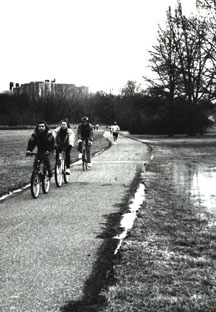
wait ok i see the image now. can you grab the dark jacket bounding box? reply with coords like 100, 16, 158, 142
27, 124, 54, 154
77, 123, 93, 141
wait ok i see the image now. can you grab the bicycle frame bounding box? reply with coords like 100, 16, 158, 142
81, 140, 88, 171
29, 153, 50, 198
35, 159, 46, 178
55, 148, 70, 187
58, 150, 65, 167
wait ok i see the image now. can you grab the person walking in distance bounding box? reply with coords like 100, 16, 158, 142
26, 120, 54, 178
53, 119, 75, 175
111, 121, 120, 144
77, 117, 94, 168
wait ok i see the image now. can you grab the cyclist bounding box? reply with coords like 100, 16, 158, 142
111, 121, 120, 143
26, 120, 54, 178
53, 119, 75, 175
77, 116, 93, 168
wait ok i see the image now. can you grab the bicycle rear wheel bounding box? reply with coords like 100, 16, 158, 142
30, 170, 40, 199
42, 170, 50, 194
55, 160, 63, 187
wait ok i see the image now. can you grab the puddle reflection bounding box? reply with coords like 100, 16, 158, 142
172, 160, 216, 216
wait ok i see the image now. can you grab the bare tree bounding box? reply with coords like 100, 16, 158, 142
196, 0, 216, 10
145, 0, 216, 134
145, 9, 179, 95
146, 3, 213, 103
121, 80, 141, 96
196, 0, 216, 99
144, 7, 182, 134
168, 2, 216, 104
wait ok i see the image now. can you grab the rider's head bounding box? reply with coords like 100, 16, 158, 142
37, 120, 48, 133
114, 121, 117, 125
61, 119, 69, 130
82, 117, 89, 126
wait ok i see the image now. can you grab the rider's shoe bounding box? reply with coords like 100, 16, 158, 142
78, 153, 82, 159
87, 162, 92, 168
65, 168, 70, 175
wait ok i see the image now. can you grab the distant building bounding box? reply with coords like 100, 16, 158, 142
10, 80, 88, 100
0, 90, 10, 95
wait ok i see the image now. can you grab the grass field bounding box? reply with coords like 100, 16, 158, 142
0, 128, 110, 197
101, 138, 216, 312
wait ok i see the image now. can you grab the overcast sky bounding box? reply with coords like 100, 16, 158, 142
0, 0, 196, 94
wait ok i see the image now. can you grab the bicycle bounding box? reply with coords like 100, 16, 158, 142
27, 152, 51, 199
81, 139, 88, 171
54, 148, 70, 187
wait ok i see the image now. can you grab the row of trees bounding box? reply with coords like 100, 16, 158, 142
0, 0, 216, 134
0, 92, 90, 126
0, 84, 213, 135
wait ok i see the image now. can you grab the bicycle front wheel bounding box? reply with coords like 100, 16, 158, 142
55, 161, 63, 187
42, 170, 50, 194
63, 163, 70, 183
82, 150, 88, 171
30, 170, 40, 199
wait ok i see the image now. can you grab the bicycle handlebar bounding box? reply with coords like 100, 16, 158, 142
26, 152, 37, 156
80, 139, 92, 145
26, 152, 50, 157
54, 146, 67, 151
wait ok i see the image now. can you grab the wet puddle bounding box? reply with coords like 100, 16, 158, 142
114, 180, 146, 254
172, 160, 216, 217
144, 139, 216, 225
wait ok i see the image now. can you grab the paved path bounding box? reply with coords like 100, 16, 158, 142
0, 132, 150, 312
